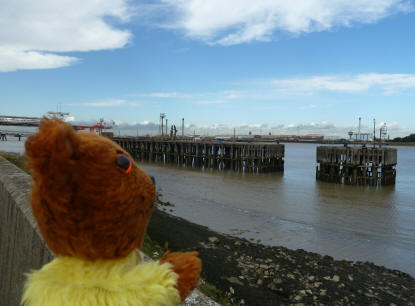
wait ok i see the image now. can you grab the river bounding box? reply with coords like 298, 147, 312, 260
139, 143, 415, 277
2, 139, 414, 276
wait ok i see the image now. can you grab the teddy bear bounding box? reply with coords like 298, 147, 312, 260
22, 118, 201, 305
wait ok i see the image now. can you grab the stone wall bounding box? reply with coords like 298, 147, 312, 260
0, 156, 53, 306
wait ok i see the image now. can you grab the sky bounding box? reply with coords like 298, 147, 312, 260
1, 0, 415, 137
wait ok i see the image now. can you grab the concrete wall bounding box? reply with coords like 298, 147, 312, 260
0, 156, 53, 306
316, 146, 397, 166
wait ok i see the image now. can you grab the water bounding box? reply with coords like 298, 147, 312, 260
0, 138, 27, 153
2, 140, 414, 276
139, 143, 415, 276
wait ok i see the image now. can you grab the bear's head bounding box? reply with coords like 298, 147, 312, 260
25, 118, 156, 261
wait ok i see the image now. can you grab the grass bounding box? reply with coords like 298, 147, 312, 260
141, 235, 167, 260
0, 151, 29, 173
199, 282, 233, 305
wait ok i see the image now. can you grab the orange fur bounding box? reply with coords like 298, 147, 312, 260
160, 251, 202, 301
25, 117, 201, 301
25, 118, 156, 260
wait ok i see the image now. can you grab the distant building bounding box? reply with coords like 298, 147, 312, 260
101, 132, 114, 138
354, 133, 371, 141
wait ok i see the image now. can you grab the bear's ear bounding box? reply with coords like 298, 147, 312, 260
25, 117, 78, 182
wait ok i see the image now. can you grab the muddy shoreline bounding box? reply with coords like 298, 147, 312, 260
148, 207, 415, 305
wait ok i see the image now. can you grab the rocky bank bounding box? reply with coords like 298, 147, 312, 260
148, 208, 415, 305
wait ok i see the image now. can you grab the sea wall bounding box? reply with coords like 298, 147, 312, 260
0, 156, 53, 306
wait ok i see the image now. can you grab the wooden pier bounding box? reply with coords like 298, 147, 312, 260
316, 146, 397, 186
114, 138, 284, 173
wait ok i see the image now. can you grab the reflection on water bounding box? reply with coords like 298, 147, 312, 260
2, 140, 414, 276
138, 143, 415, 276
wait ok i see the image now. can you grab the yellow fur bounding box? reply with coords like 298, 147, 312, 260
22, 251, 181, 306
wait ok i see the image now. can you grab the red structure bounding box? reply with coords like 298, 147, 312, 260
74, 124, 113, 135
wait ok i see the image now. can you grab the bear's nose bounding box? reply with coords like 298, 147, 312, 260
149, 176, 156, 186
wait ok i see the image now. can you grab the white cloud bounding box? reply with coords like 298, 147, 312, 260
64, 116, 76, 122
196, 100, 225, 105
135, 92, 193, 98
71, 117, 410, 137
384, 121, 411, 134
83, 99, 126, 107
151, 92, 193, 98
73, 99, 142, 107
0, 0, 132, 72
272, 73, 415, 94
190, 121, 409, 138
113, 119, 124, 125
0, 47, 78, 72
158, 0, 412, 45
132, 73, 415, 106
222, 90, 249, 99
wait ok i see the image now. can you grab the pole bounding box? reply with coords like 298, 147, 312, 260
379, 127, 382, 148
373, 118, 376, 148
182, 118, 184, 138
160, 113, 166, 137
234, 128, 236, 141
99, 118, 103, 136
165, 119, 168, 137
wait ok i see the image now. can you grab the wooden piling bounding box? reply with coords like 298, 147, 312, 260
114, 138, 285, 173
316, 146, 397, 186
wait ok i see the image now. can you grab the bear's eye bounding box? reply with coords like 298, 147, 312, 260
116, 154, 132, 174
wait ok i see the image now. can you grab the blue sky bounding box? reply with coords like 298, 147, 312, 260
1, 0, 415, 137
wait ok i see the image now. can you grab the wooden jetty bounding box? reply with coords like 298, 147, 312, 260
114, 138, 284, 173
316, 146, 397, 186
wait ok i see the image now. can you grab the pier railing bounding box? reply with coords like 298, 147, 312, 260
114, 138, 284, 173
316, 146, 397, 185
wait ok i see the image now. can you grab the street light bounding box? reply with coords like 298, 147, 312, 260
160, 113, 166, 136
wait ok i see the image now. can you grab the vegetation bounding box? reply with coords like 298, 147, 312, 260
392, 133, 415, 142
198, 282, 232, 305
141, 235, 166, 260
0, 151, 29, 173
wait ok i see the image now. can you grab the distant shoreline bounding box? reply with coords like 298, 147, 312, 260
383, 142, 415, 146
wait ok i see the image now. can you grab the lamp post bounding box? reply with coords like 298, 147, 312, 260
160, 113, 166, 137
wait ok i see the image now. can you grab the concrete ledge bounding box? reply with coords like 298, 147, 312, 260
0, 156, 215, 306
0, 156, 53, 306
